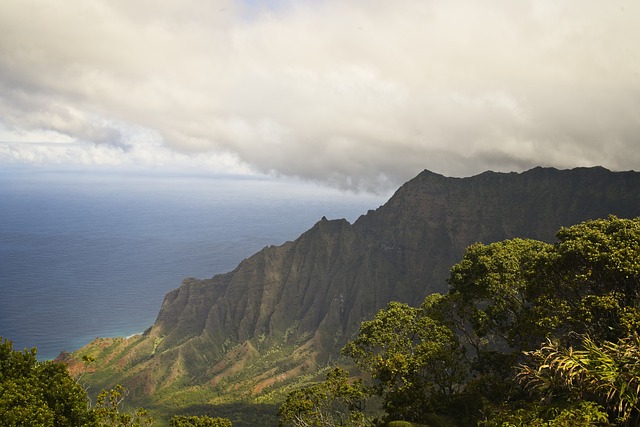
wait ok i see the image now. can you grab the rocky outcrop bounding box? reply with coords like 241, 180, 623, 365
69, 166, 640, 408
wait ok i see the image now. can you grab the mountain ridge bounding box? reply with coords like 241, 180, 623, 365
64, 166, 640, 422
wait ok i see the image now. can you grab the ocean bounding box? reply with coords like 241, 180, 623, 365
0, 168, 387, 360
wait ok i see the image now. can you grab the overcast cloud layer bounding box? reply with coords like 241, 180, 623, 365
1, 0, 638, 190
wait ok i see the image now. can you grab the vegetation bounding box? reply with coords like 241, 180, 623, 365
517, 334, 640, 425
0, 338, 233, 426
341, 297, 466, 424
167, 403, 276, 427
0, 337, 95, 426
170, 415, 232, 426
278, 368, 369, 426
93, 384, 153, 426
279, 216, 640, 426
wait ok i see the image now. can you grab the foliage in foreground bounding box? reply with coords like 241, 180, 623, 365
278, 367, 370, 426
93, 384, 153, 427
0, 337, 96, 426
482, 400, 609, 427
279, 216, 640, 426
518, 334, 640, 425
170, 415, 233, 427
0, 337, 234, 426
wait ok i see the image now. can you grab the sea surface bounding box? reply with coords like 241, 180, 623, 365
0, 168, 388, 360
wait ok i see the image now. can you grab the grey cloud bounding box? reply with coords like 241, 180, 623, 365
0, 85, 129, 150
1, 0, 639, 190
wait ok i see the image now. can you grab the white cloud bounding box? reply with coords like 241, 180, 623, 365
1, 0, 639, 190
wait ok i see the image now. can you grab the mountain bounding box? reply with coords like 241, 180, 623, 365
63, 166, 640, 424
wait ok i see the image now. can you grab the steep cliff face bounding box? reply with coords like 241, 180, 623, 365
353, 166, 640, 306
67, 167, 640, 410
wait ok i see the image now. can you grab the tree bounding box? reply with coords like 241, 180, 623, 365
481, 400, 609, 427
341, 296, 467, 423
0, 337, 96, 426
449, 216, 640, 425
447, 238, 552, 353
534, 216, 640, 344
93, 384, 153, 427
448, 216, 640, 351
170, 415, 233, 426
278, 368, 369, 427
0, 337, 156, 427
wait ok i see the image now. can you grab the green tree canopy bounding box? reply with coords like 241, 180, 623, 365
0, 338, 156, 427
170, 415, 233, 427
0, 338, 95, 426
278, 367, 368, 427
449, 216, 640, 351
342, 297, 466, 423
449, 216, 640, 424
93, 384, 153, 427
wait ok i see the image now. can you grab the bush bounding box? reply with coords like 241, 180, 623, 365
170, 415, 233, 427
0, 337, 95, 426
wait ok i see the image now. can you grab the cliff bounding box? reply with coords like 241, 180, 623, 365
65, 166, 640, 420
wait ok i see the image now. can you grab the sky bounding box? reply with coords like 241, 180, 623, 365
0, 0, 638, 191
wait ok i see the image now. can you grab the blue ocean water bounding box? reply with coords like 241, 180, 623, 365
0, 168, 387, 360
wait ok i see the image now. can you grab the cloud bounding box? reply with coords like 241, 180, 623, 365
1, 0, 639, 190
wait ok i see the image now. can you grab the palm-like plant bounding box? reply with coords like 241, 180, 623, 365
517, 333, 640, 425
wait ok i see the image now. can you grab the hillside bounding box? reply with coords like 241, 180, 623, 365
63, 166, 640, 424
